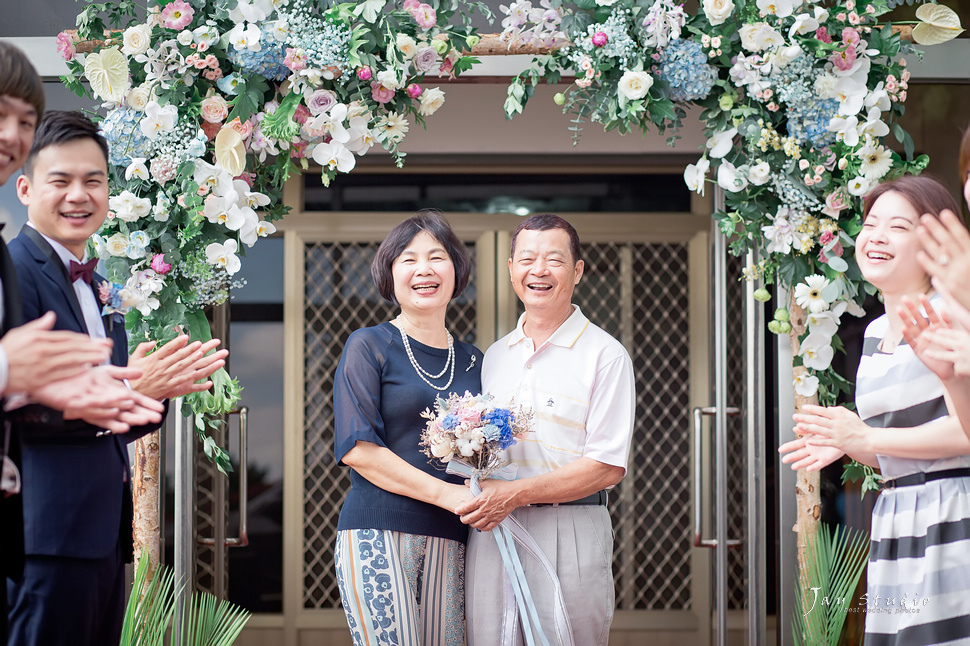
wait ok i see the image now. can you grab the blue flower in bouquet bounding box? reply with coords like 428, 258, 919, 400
228, 24, 290, 81
217, 73, 244, 96
441, 413, 460, 431
100, 107, 153, 167
482, 408, 518, 449
658, 39, 717, 103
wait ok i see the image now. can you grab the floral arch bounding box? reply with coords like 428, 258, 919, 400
64, 0, 961, 558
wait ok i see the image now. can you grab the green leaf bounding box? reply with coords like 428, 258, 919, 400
261, 91, 302, 142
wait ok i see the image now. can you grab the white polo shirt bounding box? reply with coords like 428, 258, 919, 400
482, 305, 636, 480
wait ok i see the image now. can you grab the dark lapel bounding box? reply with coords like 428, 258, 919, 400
0, 225, 23, 333
20, 226, 89, 334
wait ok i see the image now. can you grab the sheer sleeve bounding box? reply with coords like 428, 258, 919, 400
333, 328, 389, 465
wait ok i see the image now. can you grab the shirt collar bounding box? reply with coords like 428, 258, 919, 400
508, 305, 589, 349
27, 221, 88, 268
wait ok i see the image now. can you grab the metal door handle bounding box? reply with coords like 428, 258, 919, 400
198, 406, 249, 548
693, 406, 743, 549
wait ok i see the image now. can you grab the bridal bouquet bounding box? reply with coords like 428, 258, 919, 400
420, 391, 533, 480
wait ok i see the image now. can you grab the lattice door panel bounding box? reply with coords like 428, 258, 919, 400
574, 242, 694, 610
302, 241, 478, 608
725, 253, 748, 611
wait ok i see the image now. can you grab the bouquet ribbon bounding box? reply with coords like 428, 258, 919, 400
470, 475, 575, 646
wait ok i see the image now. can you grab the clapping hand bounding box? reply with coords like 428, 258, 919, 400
2, 312, 113, 395
791, 404, 873, 458
917, 210, 970, 317
31, 365, 165, 434
128, 335, 228, 400
778, 436, 845, 471
899, 295, 959, 382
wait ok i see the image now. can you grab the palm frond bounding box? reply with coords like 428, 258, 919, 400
792, 522, 870, 646
120, 555, 251, 646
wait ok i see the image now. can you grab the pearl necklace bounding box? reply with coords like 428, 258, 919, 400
397, 315, 455, 391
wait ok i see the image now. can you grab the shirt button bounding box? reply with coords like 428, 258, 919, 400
526, 363, 532, 369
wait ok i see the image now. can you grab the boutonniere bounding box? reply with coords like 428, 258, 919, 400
98, 281, 132, 331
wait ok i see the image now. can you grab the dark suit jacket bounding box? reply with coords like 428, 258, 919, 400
8, 225, 164, 563
0, 224, 25, 583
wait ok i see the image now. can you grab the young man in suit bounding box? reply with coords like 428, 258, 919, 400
0, 42, 173, 646
6, 110, 228, 646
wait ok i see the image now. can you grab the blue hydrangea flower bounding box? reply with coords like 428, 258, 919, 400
441, 414, 460, 430
771, 55, 838, 148
228, 25, 290, 81
657, 39, 717, 103
100, 107, 153, 167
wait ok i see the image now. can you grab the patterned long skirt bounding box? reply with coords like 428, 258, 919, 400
335, 528, 466, 646
865, 477, 970, 645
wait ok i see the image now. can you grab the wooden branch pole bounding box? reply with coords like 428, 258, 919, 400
787, 296, 821, 613
132, 430, 161, 579
69, 25, 913, 56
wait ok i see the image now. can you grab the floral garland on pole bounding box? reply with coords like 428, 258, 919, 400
62, 0, 490, 471
500, 0, 961, 495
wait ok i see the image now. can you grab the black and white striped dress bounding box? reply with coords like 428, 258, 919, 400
857, 311, 970, 646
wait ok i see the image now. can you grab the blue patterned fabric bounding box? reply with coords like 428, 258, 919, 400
335, 529, 466, 646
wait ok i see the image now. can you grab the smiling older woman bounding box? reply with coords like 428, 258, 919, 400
332, 210, 482, 646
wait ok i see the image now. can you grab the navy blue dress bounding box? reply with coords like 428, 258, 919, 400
333, 321, 483, 544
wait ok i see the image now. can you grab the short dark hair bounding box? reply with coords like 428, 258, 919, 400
371, 210, 471, 304
510, 213, 582, 265
0, 42, 45, 117
863, 174, 961, 224
24, 110, 109, 177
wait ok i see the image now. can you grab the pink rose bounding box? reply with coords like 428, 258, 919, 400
821, 188, 850, 217
306, 89, 338, 116
200, 95, 229, 123
457, 408, 481, 424
411, 3, 437, 29
204, 54, 218, 69
831, 44, 856, 71
814, 27, 832, 43
592, 31, 608, 47
290, 141, 308, 159
842, 27, 861, 46
413, 46, 439, 73
848, 12, 861, 24
371, 82, 395, 104
228, 117, 253, 141
161, 0, 194, 30
293, 103, 311, 125
357, 66, 373, 81
403, 0, 420, 10
285, 47, 307, 72
151, 254, 173, 275
406, 84, 422, 99
56, 31, 76, 61
203, 68, 223, 81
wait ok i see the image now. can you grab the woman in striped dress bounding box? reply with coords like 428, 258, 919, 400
783, 175, 970, 645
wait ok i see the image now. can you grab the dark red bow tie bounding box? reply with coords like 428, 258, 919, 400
69, 258, 98, 284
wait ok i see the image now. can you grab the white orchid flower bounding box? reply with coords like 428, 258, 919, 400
684, 158, 711, 195
799, 333, 835, 371
206, 239, 242, 275
312, 141, 356, 174
717, 160, 749, 193
706, 127, 738, 159
125, 158, 150, 181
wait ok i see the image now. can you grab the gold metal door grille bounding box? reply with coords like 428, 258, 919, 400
574, 242, 693, 610
301, 241, 478, 608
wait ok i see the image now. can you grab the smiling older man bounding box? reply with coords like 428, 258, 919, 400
457, 213, 636, 646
